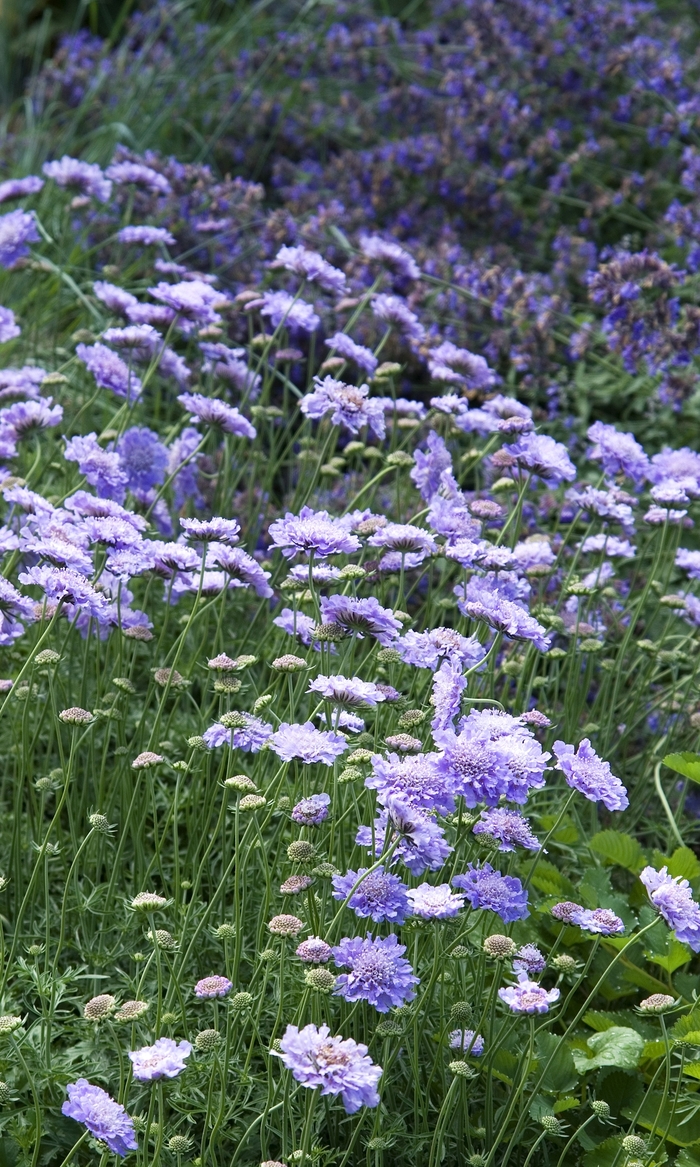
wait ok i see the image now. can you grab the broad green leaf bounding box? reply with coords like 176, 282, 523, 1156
553, 1096, 580, 1114
677, 1150, 700, 1167
589, 829, 645, 873
572, 1026, 645, 1072
536, 1031, 578, 1093
671, 1009, 700, 1040
668, 846, 700, 882
677, 1031, 700, 1046
683, 1062, 700, 1079
663, 752, 700, 784
646, 938, 691, 973
624, 1091, 700, 1145
583, 1137, 624, 1167
641, 1040, 666, 1059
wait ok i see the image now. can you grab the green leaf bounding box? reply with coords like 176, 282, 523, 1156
572, 1026, 645, 1073
624, 1091, 700, 1145
553, 1096, 580, 1114
677, 1150, 700, 1167
535, 1031, 579, 1093
663, 752, 700, 784
583, 1137, 624, 1167
646, 938, 691, 973
641, 1040, 666, 1059
589, 829, 645, 873
671, 1009, 700, 1040
668, 846, 700, 882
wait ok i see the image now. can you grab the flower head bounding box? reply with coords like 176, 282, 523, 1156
498, 975, 560, 1014
571, 908, 625, 935
129, 1038, 192, 1080
453, 863, 529, 923
640, 865, 700, 950
62, 1080, 137, 1157
117, 427, 168, 493
320, 594, 401, 645
291, 793, 331, 825
177, 391, 256, 438
275, 1023, 382, 1113
308, 674, 385, 708
448, 1030, 484, 1056
332, 933, 418, 1012
269, 507, 360, 560
300, 377, 385, 439
552, 738, 628, 811
406, 883, 465, 919
473, 808, 540, 852
76, 343, 142, 401
0, 209, 38, 268
269, 721, 347, 765
296, 937, 333, 963
502, 433, 575, 484
331, 866, 410, 924
43, 156, 111, 201
194, 976, 232, 999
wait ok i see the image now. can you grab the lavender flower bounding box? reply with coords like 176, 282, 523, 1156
431, 660, 467, 735
269, 721, 347, 765
462, 587, 550, 653
0, 175, 44, 203
62, 1080, 137, 1158
360, 234, 420, 280
428, 342, 496, 391
300, 377, 385, 439
357, 794, 452, 875
206, 544, 273, 597
260, 291, 320, 332
177, 391, 256, 438
570, 908, 625, 935
332, 933, 419, 1012
42, 156, 112, 201
325, 333, 378, 377
292, 793, 331, 825
275, 1023, 382, 1113
296, 937, 333, 963
76, 343, 142, 401
410, 432, 452, 501
499, 975, 560, 1014
552, 738, 628, 812
105, 161, 171, 193
149, 280, 225, 324
270, 245, 347, 294
194, 976, 233, 999
129, 1038, 192, 1080
502, 433, 576, 485
0, 308, 20, 344
453, 863, 529, 923
117, 427, 167, 493
0, 209, 39, 268
308, 674, 385, 707
372, 294, 425, 343
93, 281, 139, 315
397, 626, 486, 671
180, 517, 240, 544
435, 710, 549, 807
587, 421, 649, 484
473, 808, 540, 852
320, 594, 401, 645
269, 507, 360, 560
369, 523, 437, 558
366, 750, 455, 816
640, 866, 700, 950
513, 944, 546, 975
117, 226, 175, 246
406, 883, 465, 919
331, 866, 410, 924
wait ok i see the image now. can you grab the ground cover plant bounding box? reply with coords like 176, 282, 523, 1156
4, 2, 700, 1165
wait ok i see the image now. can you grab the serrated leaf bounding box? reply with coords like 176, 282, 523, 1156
535, 1031, 578, 1092
624, 1091, 700, 1145
641, 1040, 666, 1059
646, 938, 691, 973
663, 752, 700, 784
676, 1031, 700, 1046
671, 1009, 700, 1040
583, 1136, 624, 1167
668, 846, 700, 882
553, 1096, 580, 1114
589, 829, 645, 873
683, 1063, 700, 1079
572, 1026, 645, 1072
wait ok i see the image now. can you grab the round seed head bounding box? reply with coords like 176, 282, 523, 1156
194, 1029, 221, 1051
239, 794, 267, 811
540, 1116, 561, 1133
231, 992, 253, 1010
483, 934, 517, 958
304, 967, 335, 993
268, 914, 304, 937
287, 840, 316, 864
449, 1060, 476, 1078
88, 813, 112, 833
59, 706, 93, 725
35, 650, 60, 665
622, 1136, 646, 1155
551, 954, 577, 973
450, 1001, 473, 1025
638, 993, 675, 1013
271, 654, 307, 673
114, 1000, 149, 1022
215, 924, 236, 940
0, 1083, 11, 1103
84, 994, 116, 1021
591, 1100, 611, 1119
168, 1136, 193, 1154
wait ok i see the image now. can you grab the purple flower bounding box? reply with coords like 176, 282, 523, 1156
0, 308, 20, 344
273, 606, 319, 648
117, 226, 175, 246
1, 398, 62, 435
149, 280, 225, 324
648, 447, 700, 496
587, 421, 649, 484
270, 245, 347, 294
308, 674, 385, 707
62, 1080, 137, 1158
369, 523, 437, 558
431, 660, 467, 735
372, 294, 425, 343
360, 234, 420, 280
42, 156, 111, 201
202, 714, 272, 754
320, 594, 401, 645
435, 710, 549, 807
180, 517, 240, 544
552, 738, 628, 812
105, 161, 171, 193
640, 865, 700, 950
331, 866, 410, 924
275, 1023, 382, 1113
428, 342, 496, 391
357, 794, 452, 875
453, 863, 529, 923
398, 626, 485, 671
0, 209, 39, 268
296, 937, 333, 963
292, 793, 331, 825
129, 1037, 192, 1080
19, 564, 110, 621
260, 291, 320, 333
200, 343, 260, 398
206, 544, 273, 597
177, 391, 255, 438
269, 507, 360, 560
570, 908, 624, 935
502, 433, 575, 485
76, 343, 142, 401
325, 333, 378, 377
0, 176, 44, 203
473, 808, 540, 852
366, 751, 455, 816
406, 882, 465, 919
168, 426, 203, 509
117, 427, 167, 493
332, 933, 418, 1012
499, 975, 560, 1014
300, 377, 385, 439
513, 944, 546, 975
269, 721, 347, 765
194, 975, 233, 999
449, 1030, 484, 1055
93, 281, 139, 316
462, 587, 550, 653
411, 432, 453, 501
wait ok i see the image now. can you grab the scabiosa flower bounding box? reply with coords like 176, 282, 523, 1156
269, 721, 347, 765
587, 421, 649, 484
499, 975, 560, 1014
640, 866, 700, 950
449, 1030, 484, 1056
181, 516, 240, 545
331, 866, 410, 924
194, 976, 232, 999
105, 161, 171, 193
116, 427, 168, 493
397, 626, 485, 671
332, 933, 418, 1012
502, 433, 576, 485
308, 674, 385, 707
42, 156, 111, 201
435, 710, 549, 807
320, 594, 401, 645
372, 294, 425, 343
552, 739, 628, 812
268, 914, 304, 937
431, 660, 467, 735
473, 808, 540, 852
281, 875, 313, 895
117, 226, 175, 246
0, 208, 39, 268
357, 794, 452, 875
129, 1038, 192, 1080
0, 308, 20, 344
62, 1080, 137, 1158
149, 280, 225, 325
269, 507, 360, 560
292, 793, 331, 825
260, 291, 320, 332
462, 586, 550, 653
0, 175, 44, 203
410, 431, 452, 501
20, 564, 110, 621
300, 377, 385, 439
273, 607, 319, 648
513, 945, 546, 975
76, 343, 142, 401
571, 908, 625, 935
453, 863, 529, 923
270, 245, 347, 293
296, 937, 333, 963
369, 523, 437, 559
325, 333, 378, 377
366, 750, 455, 816
275, 1023, 382, 1113
407, 883, 465, 919
177, 391, 256, 438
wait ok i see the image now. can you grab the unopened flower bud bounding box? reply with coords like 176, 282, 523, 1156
367, 1137, 393, 1151
449, 1060, 476, 1078
168, 1136, 193, 1154
280, 875, 313, 895
304, 967, 335, 993
268, 914, 303, 937
112, 677, 135, 694
131, 752, 164, 769
239, 794, 266, 811
0, 1016, 23, 1035
551, 954, 577, 973
88, 813, 112, 833
114, 1000, 149, 1022
483, 934, 517, 958
220, 711, 248, 729
131, 892, 169, 911
225, 775, 257, 793
347, 748, 373, 763
540, 1115, 561, 1133
621, 1135, 646, 1155
148, 929, 177, 950
591, 1100, 610, 1119
287, 840, 316, 864
338, 766, 362, 784
215, 924, 236, 940
384, 733, 421, 752
187, 736, 208, 751
638, 993, 675, 1013
194, 1029, 221, 1051
35, 650, 60, 665
311, 622, 348, 643
59, 707, 93, 725
271, 654, 307, 673
84, 994, 116, 1021
231, 992, 253, 1010
0, 1083, 11, 1103
449, 1001, 473, 1025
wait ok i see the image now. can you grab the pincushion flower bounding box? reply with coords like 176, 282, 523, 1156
502, 432, 576, 484
308, 674, 386, 707
129, 1038, 192, 1080
195, 975, 232, 999
406, 883, 465, 919
331, 866, 411, 924
268, 507, 360, 559
453, 863, 529, 923
320, 594, 401, 645
0, 175, 43, 203
177, 392, 256, 438
62, 1080, 137, 1157
435, 710, 549, 807
587, 421, 649, 484
356, 795, 452, 875
76, 343, 142, 401
473, 808, 540, 852
552, 738, 628, 811
640, 865, 700, 950
449, 1030, 485, 1056
260, 290, 320, 332
291, 792, 331, 825
275, 1023, 382, 1113
397, 626, 486, 671
325, 332, 378, 376
270, 245, 347, 293
300, 377, 386, 438
366, 750, 456, 816
269, 721, 348, 765
571, 907, 625, 935
332, 933, 419, 1012
43, 156, 112, 201
499, 975, 560, 1014
0, 209, 38, 268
